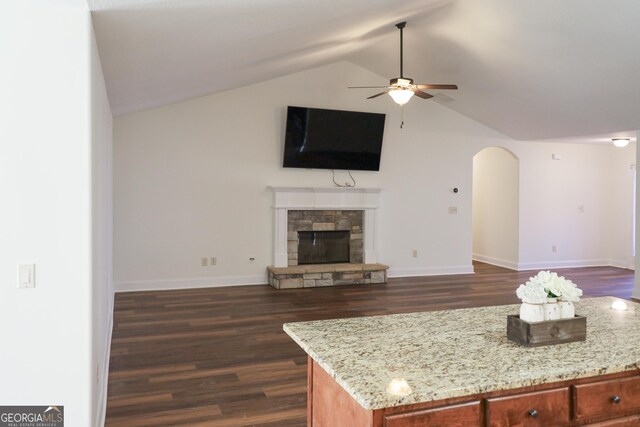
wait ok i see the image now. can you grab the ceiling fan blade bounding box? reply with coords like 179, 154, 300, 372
413, 90, 434, 99
415, 84, 458, 90
349, 86, 389, 89
367, 91, 389, 99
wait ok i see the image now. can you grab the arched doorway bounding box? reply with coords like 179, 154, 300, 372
472, 147, 520, 270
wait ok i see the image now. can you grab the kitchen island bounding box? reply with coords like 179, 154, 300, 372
283, 296, 640, 426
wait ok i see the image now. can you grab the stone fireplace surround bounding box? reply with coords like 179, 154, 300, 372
268, 187, 388, 289
287, 210, 363, 266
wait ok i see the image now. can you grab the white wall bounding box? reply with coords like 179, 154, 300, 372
112, 61, 491, 288
608, 143, 636, 269
0, 2, 113, 426
113, 61, 635, 289
91, 21, 114, 427
511, 141, 633, 270
472, 147, 519, 269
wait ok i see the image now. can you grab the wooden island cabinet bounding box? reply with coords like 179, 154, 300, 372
310, 358, 640, 426
284, 297, 640, 427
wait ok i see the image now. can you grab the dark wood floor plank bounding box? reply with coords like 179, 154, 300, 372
105, 262, 634, 426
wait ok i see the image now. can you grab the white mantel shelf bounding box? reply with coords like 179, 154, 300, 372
270, 186, 381, 209
269, 187, 381, 267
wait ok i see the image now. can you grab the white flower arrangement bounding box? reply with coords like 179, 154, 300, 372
516, 270, 583, 303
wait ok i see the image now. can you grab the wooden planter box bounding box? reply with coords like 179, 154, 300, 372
507, 314, 586, 347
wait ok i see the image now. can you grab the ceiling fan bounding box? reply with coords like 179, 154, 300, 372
349, 21, 458, 105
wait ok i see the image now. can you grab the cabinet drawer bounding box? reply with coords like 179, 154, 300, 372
486, 388, 570, 427
574, 376, 640, 421
585, 414, 640, 426
384, 401, 480, 427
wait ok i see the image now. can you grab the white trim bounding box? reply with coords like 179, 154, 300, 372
96, 292, 114, 427
608, 259, 635, 270
516, 259, 610, 271
472, 253, 518, 270
388, 265, 474, 278
114, 275, 267, 292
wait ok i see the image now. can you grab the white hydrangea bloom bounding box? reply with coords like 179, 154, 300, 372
527, 271, 560, 298
516, 282, 548, 304
517, 270, 583, 303
554, 276, 583, 302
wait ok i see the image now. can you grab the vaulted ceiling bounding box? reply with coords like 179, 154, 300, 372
89, 0, 640, 141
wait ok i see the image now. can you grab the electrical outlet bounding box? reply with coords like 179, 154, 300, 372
201, 257, 208, 267
210, 256, 217, 266
448, 207, 458, 214
412, 250, 418, 258
249, 257, 256, 264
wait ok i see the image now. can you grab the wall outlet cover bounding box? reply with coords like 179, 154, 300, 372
18, 264, 36, 288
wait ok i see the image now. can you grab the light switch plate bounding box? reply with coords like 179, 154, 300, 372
18, 264, 35, 288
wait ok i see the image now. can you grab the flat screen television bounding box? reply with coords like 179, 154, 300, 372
282, 106, 386, 171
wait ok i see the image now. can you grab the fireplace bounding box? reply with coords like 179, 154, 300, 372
268, 187, 388, 288
270, 187, 381, 268
298, 231, 350, 265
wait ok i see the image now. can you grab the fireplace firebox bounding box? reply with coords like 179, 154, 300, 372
297, 231, 350, 265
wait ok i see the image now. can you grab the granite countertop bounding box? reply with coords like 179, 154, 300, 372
283, 296, 640, 410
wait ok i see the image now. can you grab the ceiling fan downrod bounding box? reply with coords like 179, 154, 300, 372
396, 21, 406, 79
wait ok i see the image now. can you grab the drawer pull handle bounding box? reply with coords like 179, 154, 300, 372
611, 395, 621, 404
528, 409, 539, 418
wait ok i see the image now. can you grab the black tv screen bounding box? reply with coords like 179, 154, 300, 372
283, 106, 386, 171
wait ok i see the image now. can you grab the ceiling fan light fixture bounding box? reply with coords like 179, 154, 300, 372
392, 78, 413, 88
389, 88, 414, 105
612, 138, 630, 148
348, 21, 457, 110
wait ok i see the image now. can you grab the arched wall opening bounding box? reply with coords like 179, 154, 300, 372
472, 146, 520, 270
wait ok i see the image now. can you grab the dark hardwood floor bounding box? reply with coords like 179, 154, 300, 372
105, 262, 635, 426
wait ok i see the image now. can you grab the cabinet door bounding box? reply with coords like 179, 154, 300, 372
574, 376, 640, 421
384, 401, 480, 427
486, 387, 570, 427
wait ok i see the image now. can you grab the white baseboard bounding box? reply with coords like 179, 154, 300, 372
607, 259, 635, 270
473, 256, 634, 272
114, 274, 267, 292
96, 291, 114, 427
472, 253, 518, 270
516, 259, 611, 271
388, 265, 474, 278
113, 259, 632, 292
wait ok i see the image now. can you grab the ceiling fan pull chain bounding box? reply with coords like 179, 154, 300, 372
401, 105, 405, 129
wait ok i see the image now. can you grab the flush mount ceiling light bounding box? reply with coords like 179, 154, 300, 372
612, 138, 630, 148
348, 22, 458, 106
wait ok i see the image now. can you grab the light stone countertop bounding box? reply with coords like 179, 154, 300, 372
283, 296, 640, 410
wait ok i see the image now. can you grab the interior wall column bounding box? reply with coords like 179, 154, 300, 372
634, 130, 640, 300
